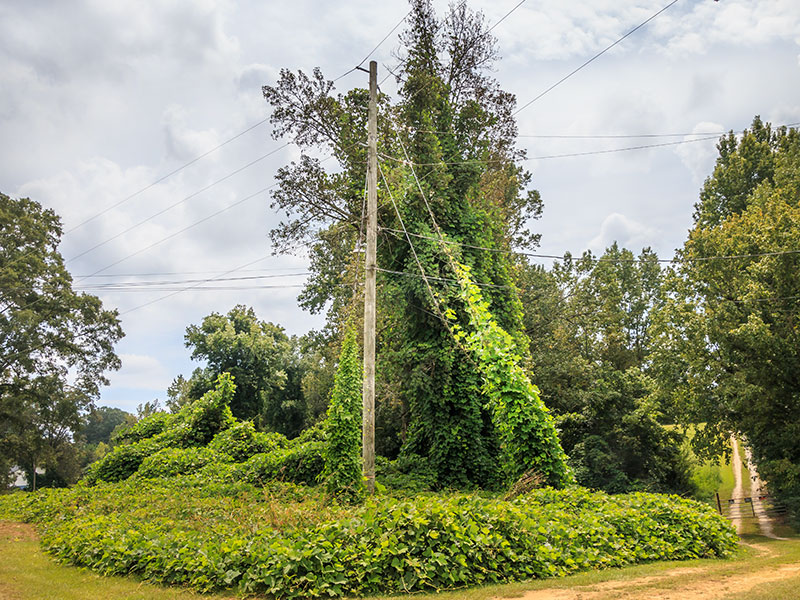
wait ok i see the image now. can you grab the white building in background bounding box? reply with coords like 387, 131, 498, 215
9, 465, 45, 489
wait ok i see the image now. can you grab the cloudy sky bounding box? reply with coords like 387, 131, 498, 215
2, 0, 798, 412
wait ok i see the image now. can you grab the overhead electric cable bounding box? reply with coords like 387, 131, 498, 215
75, 272, 311, 289
66, 143, 290, 264
79, 184, 277, 279
334, 9, 413, 81
64, 117, 271, 235
378, 135, 720, 166
406, 122, 800, 139
382, 227, 800, 264
379, 0, 528, 87
119, 254, 274, 316
76, 266, 308, 278
377, 267, 511, 289
377, 162, 467, 345
513, 0, 680, 116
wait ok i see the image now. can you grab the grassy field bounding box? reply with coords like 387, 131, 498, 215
2, 521, 798, 600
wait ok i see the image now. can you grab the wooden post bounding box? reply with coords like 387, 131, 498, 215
362, 60, 378, 494
715, 492, 722, 514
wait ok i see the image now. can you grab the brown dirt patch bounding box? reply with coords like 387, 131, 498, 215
0, 521, 37, 543
502, 563, 800, 600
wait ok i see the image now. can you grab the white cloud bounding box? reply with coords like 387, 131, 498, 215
162, 105, 222, 161
587, 213, 657, 255
111, 354, 173, 391
673, 121, 725, 184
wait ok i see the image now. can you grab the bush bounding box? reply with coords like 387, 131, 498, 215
113, 412, 176, 445
208, 421, 285, 462
237, 441, 325, 486
84, 439, 159, 483
137, 447, 225, 479
1, 482, 738, 599
87, 374, 238, 483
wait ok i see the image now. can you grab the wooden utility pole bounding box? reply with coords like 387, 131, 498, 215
362, 60, 378, 494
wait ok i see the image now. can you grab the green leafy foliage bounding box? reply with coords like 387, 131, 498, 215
517, 247, 697, 496
207, 421, 285, 462
321, 325, 364, 502
236, 441, 326, 486
651, 118, 800, 521
87, 374, 236, 483
263, 0, 539, 488
0, 482, 737, 598
83, 373, 330, 489
449, 262, 572, 488
137, 446, 223, 479
181, 305, 307, 435
112, 411, 176, 445
1, 193, 123, 488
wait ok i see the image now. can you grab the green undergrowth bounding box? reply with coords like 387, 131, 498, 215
0, 482, 737, 599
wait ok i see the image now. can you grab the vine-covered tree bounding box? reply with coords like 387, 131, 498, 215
263, 0, 546, 488
0, 193, 123, 487
321, 325, 364, 502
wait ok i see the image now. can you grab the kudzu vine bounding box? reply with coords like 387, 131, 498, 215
321, 325, 365, 502
448, 262, 573, 488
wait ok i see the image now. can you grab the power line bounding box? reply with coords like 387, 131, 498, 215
64, 117, 271, 235
377, 135, 720, 167
78, 284, 308, 293
377, 267, 512, 290
486, 0, 528, 33
118, 254, 274, 316
379, 0, 528, 88
72, 143, 357, 282
66, 143, 290, 264
406, 123, 800, 139
75, 272, 311, 289
75, 266, 309, 278
78, 184, 277, 279
382, 227, 800, 264
334, 10, 412, 82
513, 0, 681, 116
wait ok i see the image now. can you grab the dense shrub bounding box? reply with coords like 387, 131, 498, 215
137, 447, 224, 479
84, 439, 160, 483
208, 421, 285, 462
0, 482, 738, 599
237, 441, 325, 486
87, 374, 237, 483
112, 411, 176, 445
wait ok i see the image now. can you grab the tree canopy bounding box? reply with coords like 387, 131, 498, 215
0, 192, 123, 487
651, 118, 800, 515
180, 304, 307, 437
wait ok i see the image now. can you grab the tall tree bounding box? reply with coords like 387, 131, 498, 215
651, 118, 800, 517
263, 0, 544, 488
518, 246, 693, 494
180, 305, 306, 437
0, 193, 123, 487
